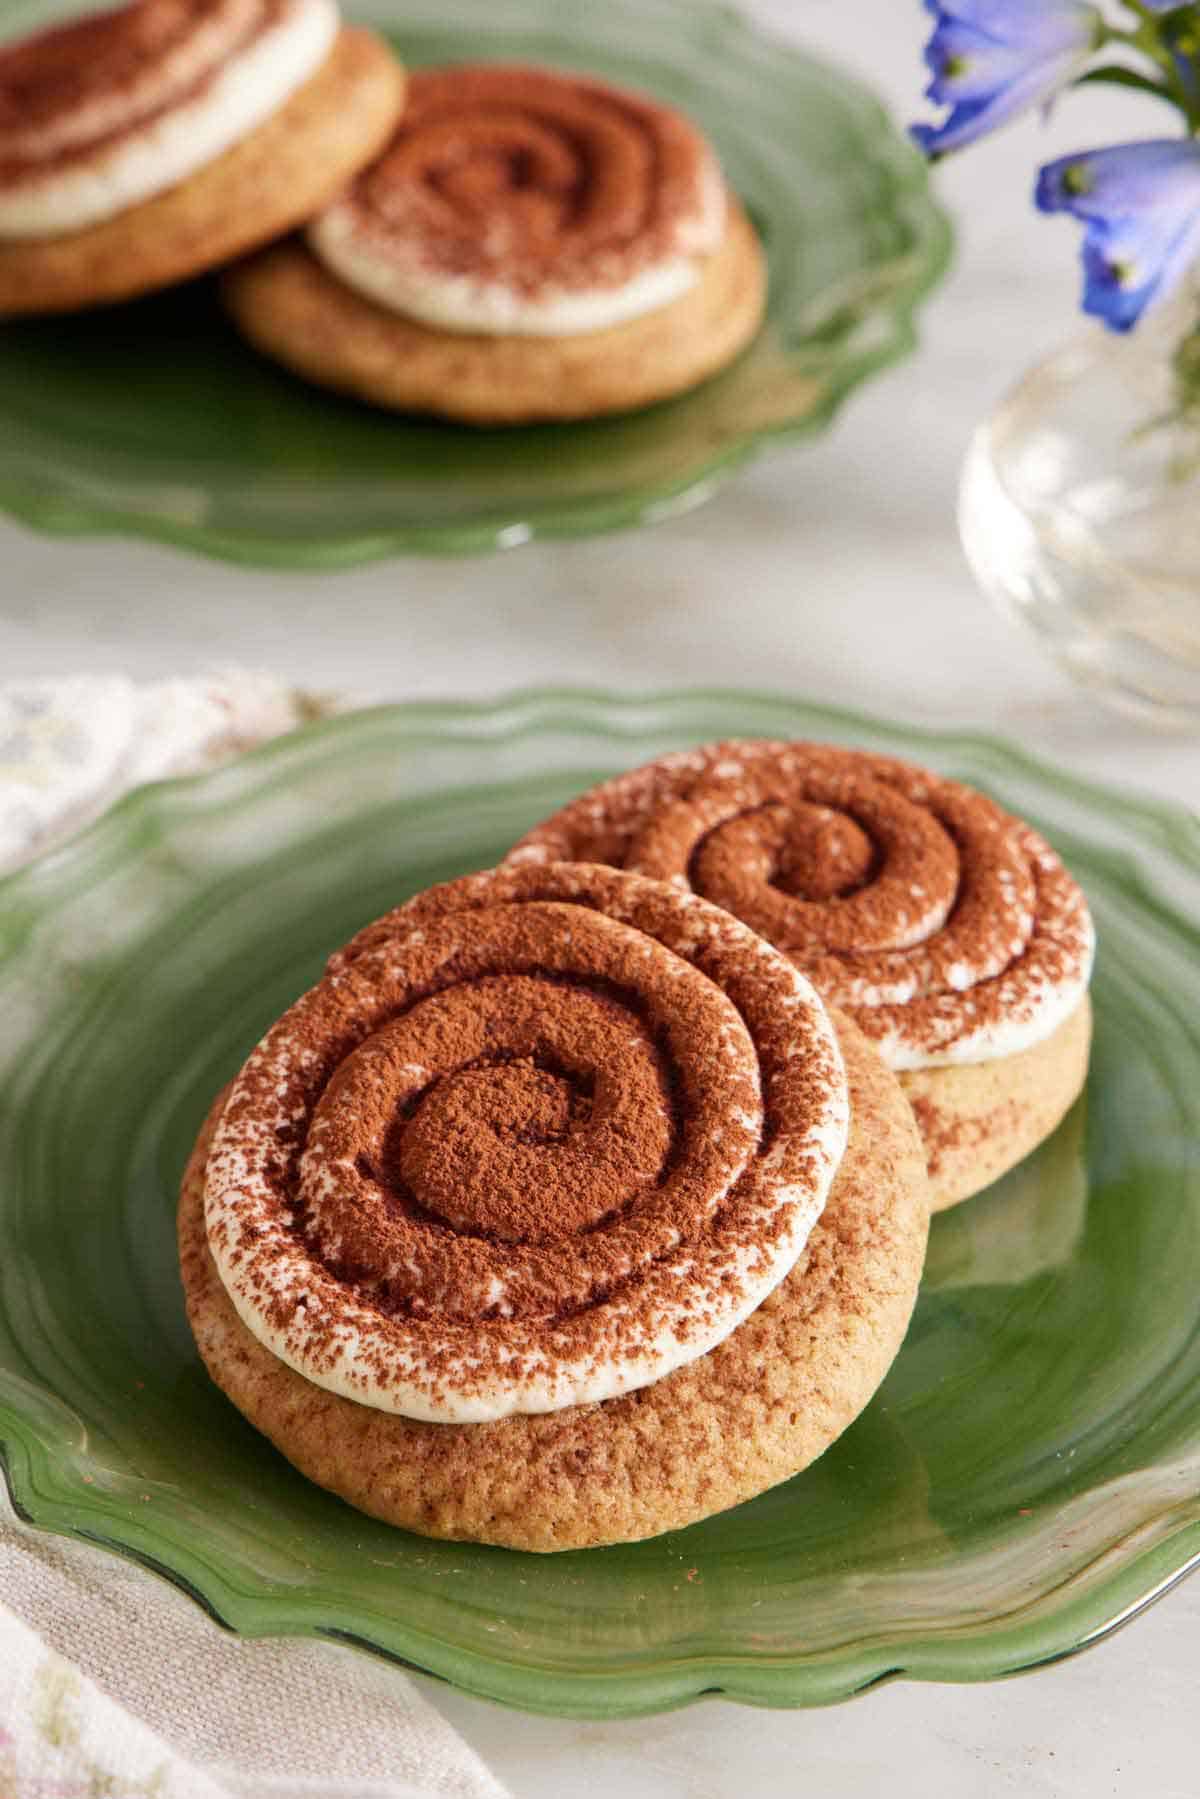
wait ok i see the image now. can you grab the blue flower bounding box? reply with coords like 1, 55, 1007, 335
912, 0, 1101, 157
1037, 140, 1200, 329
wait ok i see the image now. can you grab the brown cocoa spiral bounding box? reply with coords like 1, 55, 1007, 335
313, 62, 725, 299
0, 0, 274, 175
506, 741, 1095, 1070
204, 862, 848, 1423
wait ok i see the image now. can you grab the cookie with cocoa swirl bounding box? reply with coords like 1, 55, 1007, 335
0, 0, 404, 316
221, 62, 768, 422
180, 862, 929, 1550
507, 742, 1095, 1210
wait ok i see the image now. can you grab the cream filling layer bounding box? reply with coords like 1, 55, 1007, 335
874, 944, 1096, 1072
863, 853, 1097, 1073
0, 0, 339, 240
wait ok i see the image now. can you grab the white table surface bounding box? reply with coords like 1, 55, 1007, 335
2, 2, 1198, 1793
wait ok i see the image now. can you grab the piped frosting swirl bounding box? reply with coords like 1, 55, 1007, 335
204, 862, 849, 1423
506, 741, 1095, 1072
306, 62, 727, 336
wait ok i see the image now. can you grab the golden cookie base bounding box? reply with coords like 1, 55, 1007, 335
221, 201, 769, 423
179, 1013, 929, 1552
900, 996, 1093, 1212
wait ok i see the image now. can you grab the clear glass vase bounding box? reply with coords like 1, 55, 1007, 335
959, 296, 1200, 732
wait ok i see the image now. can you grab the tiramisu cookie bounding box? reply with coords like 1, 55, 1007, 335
179, 862, 929, 1550
221, 63, 768, 423
507, 743, 1095, 1211
0, 1, 405, 316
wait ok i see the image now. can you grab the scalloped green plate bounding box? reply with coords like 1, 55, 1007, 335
0, 0, 950, 565
1, 690, 1198, 1718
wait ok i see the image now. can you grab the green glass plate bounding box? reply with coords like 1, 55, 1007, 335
1, 689, 1198, 1718
0, 0, 950, 565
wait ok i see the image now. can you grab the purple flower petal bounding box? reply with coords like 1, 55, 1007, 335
912, 0, 1099, 156
924, 24, 1037, 104
1038, 140, 1200, 217
931, 0, 1091, 37
1037, 140, 1200, 330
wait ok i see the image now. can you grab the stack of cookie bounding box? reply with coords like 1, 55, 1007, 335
0, 1, 767, 420
180, 738, 1094, 1551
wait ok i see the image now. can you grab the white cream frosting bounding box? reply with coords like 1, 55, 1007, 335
0, 0, 339, 240
798, 824, 1097, 1073
307, 199, 714, 336
871, 922, 1095, 1071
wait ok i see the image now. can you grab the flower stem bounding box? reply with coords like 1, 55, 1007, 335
1098, 13, 1200, 132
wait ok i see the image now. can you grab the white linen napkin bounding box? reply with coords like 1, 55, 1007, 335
0, 672, 510, 1799
0, 670, 326, 874
0, 1491, 509, 1799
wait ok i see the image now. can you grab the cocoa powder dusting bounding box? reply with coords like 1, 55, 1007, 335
204, 863, 849, 1420
335, 63, 725, 299
505, 740, 1094, 1068
0, 0, 288, 183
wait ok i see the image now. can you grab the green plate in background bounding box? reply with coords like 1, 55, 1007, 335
1, 690, 1198, 1718
0, 0, 950, 565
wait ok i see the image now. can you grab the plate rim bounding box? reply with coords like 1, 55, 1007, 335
4, 686, 1195, 893
2, 684, 1198, 1720
0, 2, 953, 566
